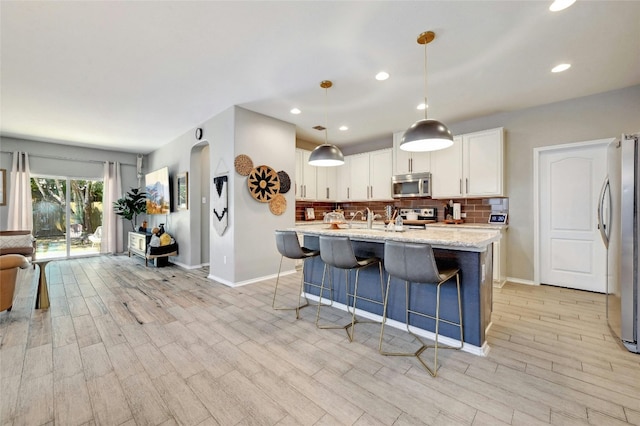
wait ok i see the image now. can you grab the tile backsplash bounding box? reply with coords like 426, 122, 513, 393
295, 197, 508, 224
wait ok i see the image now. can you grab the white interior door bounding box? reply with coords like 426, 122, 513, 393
539, 143, 607, 292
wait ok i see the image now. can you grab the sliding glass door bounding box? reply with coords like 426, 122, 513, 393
31, 176, 103, 259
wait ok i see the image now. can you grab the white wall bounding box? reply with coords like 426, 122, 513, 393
145, 106, 296, 285
446, 85, 640, 282
232, 107, 296, 284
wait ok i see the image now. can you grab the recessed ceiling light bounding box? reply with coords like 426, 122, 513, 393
551, 63, 571, 73
549, 0, 576, 12
417, 103, 428, 110
290, 108, 301, 114
375, 71, 390, 81
339, 125, 349, 131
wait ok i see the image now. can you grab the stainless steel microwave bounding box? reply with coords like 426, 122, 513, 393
391, 172, 432, 198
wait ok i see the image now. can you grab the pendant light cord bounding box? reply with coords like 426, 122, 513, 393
423, 40, 428, 120
324, 85, 329, 144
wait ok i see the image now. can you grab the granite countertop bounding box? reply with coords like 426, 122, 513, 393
291, 224, 501, 252
425, 222, 508, 231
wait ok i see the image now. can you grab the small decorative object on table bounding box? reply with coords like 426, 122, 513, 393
323, 211, 346, 229
305, 208, 315, 221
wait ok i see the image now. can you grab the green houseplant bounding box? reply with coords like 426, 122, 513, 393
113, 188, 147, 231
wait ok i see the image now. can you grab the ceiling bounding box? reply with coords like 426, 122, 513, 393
1, 1, 639, 154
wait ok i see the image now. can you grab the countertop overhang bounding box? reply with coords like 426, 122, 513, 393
290, 224, 500, 252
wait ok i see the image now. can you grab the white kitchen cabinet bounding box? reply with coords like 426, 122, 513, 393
392, 131, 431, 175
349, 153, 370, 200
348, 149, 393, 201
336, 156, 351, 201
369, 149, 393, 199
316, 166, 338, 201
295, 149, 317, 200
431, 127, 504, 198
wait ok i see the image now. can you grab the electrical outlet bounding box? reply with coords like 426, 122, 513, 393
202, 197, 207, 204
461, 212, 467, 218
223, 256, 227, 264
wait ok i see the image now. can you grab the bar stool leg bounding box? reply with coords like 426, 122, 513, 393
316, 265, 358, 341
379, 273, 463, 377
348, 263, 384, 342
272, 255, 309, 319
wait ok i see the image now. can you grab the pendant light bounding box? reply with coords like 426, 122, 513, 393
400, 31, 453, 152
308, 80, 345, 167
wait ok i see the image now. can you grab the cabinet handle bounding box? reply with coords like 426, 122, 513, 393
409, 158, 412, 172
459, 179, 463, 195
466, 178, 469, 194
326, 187, 329, 199
347, 187, 350, 199
303, 185, 306, 198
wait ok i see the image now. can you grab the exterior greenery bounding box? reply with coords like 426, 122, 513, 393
31, 177, 103, 238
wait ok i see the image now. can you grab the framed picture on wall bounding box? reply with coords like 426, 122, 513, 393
177, 172, 188, 210
0, 169, 5, 206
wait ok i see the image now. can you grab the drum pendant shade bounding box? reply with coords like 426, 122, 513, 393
400, 31, 453, 152
308, 80, 344, 167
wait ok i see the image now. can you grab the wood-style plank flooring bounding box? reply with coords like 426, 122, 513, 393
1, 255, 639, 425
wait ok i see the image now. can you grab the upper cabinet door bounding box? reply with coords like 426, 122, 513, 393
369, 149, 393, 200
349, 153, 370, 200
295, 149, 317, 200
431, 136, 464, 198
336, 156, 351, 201
431, 127, 504, 198
464, 128, 504, 197
392, 131, 431, 175
316, 166, 337, 201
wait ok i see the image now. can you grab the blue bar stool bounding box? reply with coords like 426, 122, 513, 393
379, 240, 463, 376
316, 235, 384, 342
274, 230, 321, 319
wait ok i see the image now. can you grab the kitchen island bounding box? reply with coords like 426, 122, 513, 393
291, 224, 501, 355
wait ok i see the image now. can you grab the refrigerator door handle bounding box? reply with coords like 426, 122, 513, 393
597, 177, 611, 248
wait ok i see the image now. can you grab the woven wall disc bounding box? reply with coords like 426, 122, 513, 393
247, 165, 280, 202
234, 154, 253, 176
277, 170, 291, 194
269, 194, 286, 215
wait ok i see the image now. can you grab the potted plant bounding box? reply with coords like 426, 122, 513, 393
113, 188, 147, 231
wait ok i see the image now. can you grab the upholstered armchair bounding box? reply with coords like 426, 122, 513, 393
0, 254, 30, 312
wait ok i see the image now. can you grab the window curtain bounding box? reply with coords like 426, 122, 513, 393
102, 161, 123, 253
7, 152, 33, 231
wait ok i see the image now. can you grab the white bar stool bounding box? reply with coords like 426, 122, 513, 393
316, 235, 384, 342
273, 230, 321, 319
379, 240, 463, 376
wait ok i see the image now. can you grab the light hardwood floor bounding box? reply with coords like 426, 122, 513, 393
1, 255, 640, 425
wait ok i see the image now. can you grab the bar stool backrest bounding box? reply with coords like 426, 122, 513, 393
275, 230, 306, 260
384, 241, 441, 284
319, 235, 359, 270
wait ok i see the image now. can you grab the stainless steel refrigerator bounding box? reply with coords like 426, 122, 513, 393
598, 133, 640, 353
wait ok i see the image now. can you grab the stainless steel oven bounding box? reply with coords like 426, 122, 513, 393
391, 172, 431, 198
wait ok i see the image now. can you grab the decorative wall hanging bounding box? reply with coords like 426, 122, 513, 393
247, 165, 280, 202
234, 154, 253, 176
269, 194, 286, 216
277, 170, 291, 194
213, 175, 228, 236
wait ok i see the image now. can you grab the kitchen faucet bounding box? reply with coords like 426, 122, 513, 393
366, 207, 382, 229
349, 211, 364, 228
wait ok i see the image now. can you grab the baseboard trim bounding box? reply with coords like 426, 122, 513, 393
506, 277, 537, 286
304, 293, 488, 357
207, 269, 295, 288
